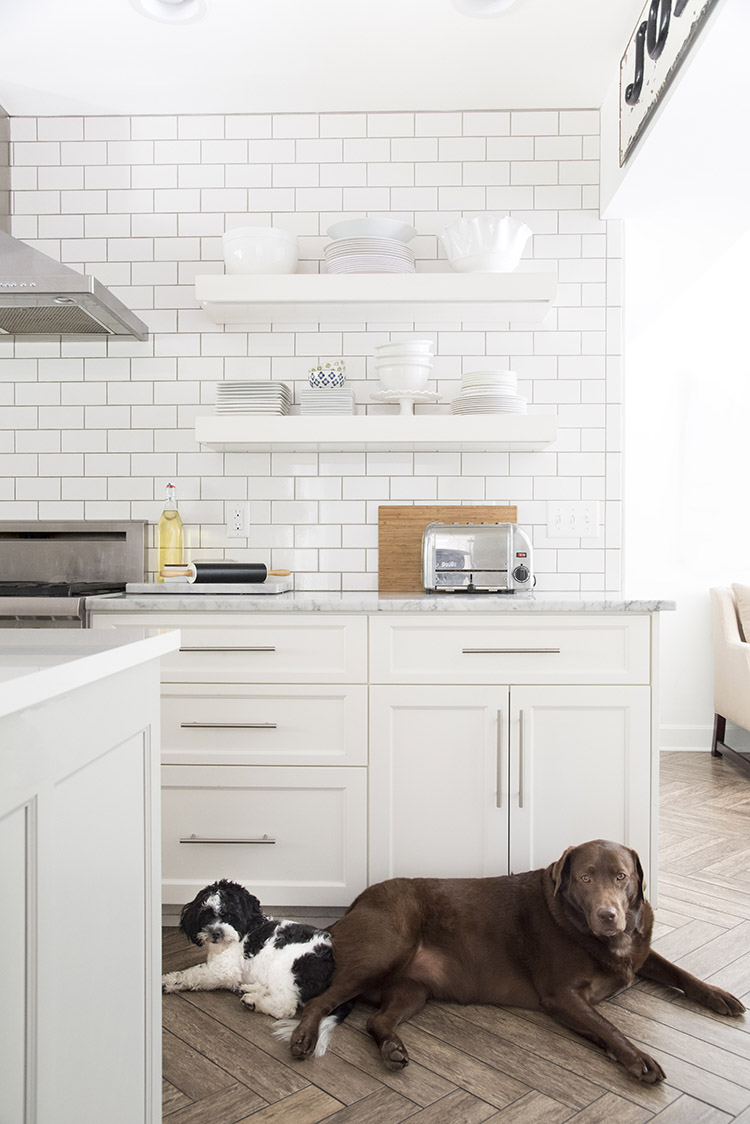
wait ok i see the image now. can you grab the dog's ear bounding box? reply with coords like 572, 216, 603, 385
179, 895, 205, 946
628, 848, 646, 905
550, 845, 575, 897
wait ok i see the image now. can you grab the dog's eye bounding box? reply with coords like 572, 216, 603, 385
580, 875, 590, 883
616, 872, 627, 881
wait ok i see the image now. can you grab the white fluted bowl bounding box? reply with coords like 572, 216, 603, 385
439, 213, 531, 273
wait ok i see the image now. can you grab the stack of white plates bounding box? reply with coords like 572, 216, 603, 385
450, 370, 527, 415
324, 237, 415, 274
299, 388, 356, 416
215, 381, 292, 415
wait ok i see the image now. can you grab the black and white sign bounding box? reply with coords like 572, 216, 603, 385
619, 0, 721, 166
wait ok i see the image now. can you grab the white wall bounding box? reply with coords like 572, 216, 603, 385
3, 107, 623, 591
604, 0, 750, 748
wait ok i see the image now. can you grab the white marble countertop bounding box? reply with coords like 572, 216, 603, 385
86, 590, 676, 614
0, 628, 180, 721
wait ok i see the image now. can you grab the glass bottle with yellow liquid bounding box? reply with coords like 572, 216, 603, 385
157, 482, 184, 582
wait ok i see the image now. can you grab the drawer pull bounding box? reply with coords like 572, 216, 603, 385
179, 833, 276, 845
179, 646, 277, 653
180, 722, 277, 730
461, 647, 561, 655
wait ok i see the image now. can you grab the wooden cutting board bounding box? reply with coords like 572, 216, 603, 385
378, 504, 517, 594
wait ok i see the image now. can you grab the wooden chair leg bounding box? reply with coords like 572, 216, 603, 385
712, 713, 726, 757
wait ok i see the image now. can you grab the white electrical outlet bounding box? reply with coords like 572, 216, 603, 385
227, 501, 250, 538
546, 501, 600, 539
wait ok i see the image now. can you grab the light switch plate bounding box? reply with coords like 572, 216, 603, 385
546, 501, 600, 539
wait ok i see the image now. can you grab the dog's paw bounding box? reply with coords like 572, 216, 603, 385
381, 1038, 409, 1070
239, 994, 256, 1011
701, 986, 745, 1017
290, 1027, 317, 1059
625, 1048, 666, 1084
162, 973, 184, 994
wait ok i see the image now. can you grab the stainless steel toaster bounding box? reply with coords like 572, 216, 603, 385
422, 521, 534, 593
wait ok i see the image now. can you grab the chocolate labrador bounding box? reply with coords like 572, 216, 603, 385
287, 839, 744, 1083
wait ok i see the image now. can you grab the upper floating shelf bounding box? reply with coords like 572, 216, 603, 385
194, 413, 558, 453
194, 272, 557, 325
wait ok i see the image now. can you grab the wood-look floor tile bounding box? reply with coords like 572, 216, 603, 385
328, 1020, 458, 1107
162, 1025, 238, 1100
644, 1092, 733, 1123
307, 1086, 416, 1124
612, 990, 750, 1058
450, 1004, 678, 1112
162, 996, 310, 1104
162, 1078, 191, 1116
481, 1090, 575, 1122
668, 922, 750, 983
403, 1088, 499, 1124
230, 1086, 343, 1124
554, 1091, 653, 1123
651, 920, 730, 963
183, 991, 382, 1105
410, 1003, 598, 1111
162, 1083, 267, 1124
380, 1018, 530, 1110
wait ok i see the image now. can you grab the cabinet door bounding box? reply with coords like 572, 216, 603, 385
369, 685, 509, 883
508, 685, 652, 878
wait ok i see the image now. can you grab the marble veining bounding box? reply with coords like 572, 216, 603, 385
87, 591, 675, 614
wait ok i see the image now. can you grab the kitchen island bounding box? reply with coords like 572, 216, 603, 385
88, 592, 673, 919
0, 627, 179, 1124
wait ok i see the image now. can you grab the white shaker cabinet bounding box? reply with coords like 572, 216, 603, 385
369, 683, 651, 884
369, 614, 657, 893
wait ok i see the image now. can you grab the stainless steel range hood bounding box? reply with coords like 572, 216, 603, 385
0, 104, 149, 340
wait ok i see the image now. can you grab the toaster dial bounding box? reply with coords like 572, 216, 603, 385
512, 564, 530, 584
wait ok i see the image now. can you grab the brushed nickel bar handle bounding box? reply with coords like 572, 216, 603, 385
179, 645, 277, 653
179, 834, 276, 845
496, 708, 505, 809
180, 722, 277, 730
462, 647, 561, 655
518, 710, 525, 810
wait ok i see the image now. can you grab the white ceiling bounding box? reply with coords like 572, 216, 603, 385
0, 0, 644, 118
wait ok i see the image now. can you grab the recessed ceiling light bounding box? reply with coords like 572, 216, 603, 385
452, 0, 522, 15
129, 0, 207, 24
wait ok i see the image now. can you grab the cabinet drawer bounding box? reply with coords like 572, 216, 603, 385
92, 612, 367, 683
370, 614, 650, 685
161, 765, 367, 908
161, 684, 367, 766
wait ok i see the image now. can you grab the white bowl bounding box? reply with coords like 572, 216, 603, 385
327, 218, 417, 243
223, 226, 299, 275
374, 340, 434, 356
376, 363, 432, 392
439, 213, 531, 273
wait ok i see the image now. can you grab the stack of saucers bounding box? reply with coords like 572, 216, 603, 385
450, 371, 527, 415
299, 388, 356, 416
215, 381, 292, 415
324, 218, 417, 274
324, 238, 415, 274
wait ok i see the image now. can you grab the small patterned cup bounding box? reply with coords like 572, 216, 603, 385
309, 360, 346, 388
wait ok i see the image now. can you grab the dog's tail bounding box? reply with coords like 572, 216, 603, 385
271, 1000, 354, 1057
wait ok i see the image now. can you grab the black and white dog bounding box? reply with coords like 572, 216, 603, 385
161, 879, 351, 1054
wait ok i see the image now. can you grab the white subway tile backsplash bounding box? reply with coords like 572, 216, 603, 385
4, 107, 616, 590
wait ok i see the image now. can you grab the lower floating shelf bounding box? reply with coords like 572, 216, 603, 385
195, 413, 557, 452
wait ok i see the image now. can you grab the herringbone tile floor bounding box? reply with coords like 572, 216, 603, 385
162, 751, 750, 1122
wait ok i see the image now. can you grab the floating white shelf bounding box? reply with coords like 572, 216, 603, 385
195, 413, 558, 453
194, 271, 557, 326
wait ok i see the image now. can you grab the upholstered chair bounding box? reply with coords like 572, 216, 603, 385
710, 585, 750, 775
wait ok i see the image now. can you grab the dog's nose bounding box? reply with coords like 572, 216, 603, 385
597, 907, 617, 924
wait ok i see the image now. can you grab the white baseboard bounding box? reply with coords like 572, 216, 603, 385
659, 724, 712, 752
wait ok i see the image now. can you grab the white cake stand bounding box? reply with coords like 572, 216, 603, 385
369, 388, 442, 415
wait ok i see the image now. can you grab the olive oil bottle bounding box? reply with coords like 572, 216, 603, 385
157, 482, 184, 581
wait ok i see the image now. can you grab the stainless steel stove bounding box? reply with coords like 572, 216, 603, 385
0, 520, 146, 627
